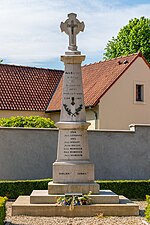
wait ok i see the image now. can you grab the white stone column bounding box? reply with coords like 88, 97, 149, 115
52, 53, 95, 184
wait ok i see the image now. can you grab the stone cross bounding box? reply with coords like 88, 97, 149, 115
60, 13, 85, 51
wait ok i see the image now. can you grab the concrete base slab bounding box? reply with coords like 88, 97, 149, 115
12, 195, 139, 217
48, 181, 99, 194
30, 190, 119, 204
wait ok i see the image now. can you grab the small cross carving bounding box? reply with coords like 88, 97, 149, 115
71, 97, 75, 106
60, 13, 85, 51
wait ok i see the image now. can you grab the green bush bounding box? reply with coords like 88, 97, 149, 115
97, 180, 150, 200
0, 197, 8, 225
0, 179, 52, 199
0, 116, 56, 128
145, 195, 150, 222
0, 179, 149, 200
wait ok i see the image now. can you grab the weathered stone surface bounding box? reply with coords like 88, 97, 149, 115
48, 181, 99, 194
12, 196, 139, 217
55, 128, 90, 161
52, 162, 95, 183
52, 35, 95, 186
31, 189, 119, 204
59, 59, 86, 122
60, 13, 85, 51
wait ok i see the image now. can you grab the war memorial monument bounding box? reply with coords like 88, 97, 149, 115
12, 13, 139, 217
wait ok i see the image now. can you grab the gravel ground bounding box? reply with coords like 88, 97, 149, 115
5, 201, 149, 225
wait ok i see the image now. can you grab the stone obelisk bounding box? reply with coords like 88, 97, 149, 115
48, 13, 99, 194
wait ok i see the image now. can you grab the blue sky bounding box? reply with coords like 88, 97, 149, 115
0, 0, 149, 70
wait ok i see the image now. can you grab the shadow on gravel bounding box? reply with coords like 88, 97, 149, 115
139, 209, 145, 217
5, 222, 23, 225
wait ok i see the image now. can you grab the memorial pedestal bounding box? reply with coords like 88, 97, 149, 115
48, 181, 99, 195
12, 192, 139, 217
30, 190, 120, 204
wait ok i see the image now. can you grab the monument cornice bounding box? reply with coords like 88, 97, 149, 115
56, 121, 90, 129
60, 55, 85, 64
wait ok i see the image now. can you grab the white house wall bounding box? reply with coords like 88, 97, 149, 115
99, 57, 150, 130
47, 111, 60, 124
86, 106, 99, 129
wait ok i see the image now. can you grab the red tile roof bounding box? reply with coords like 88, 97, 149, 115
47, 53, 149, 111
1, 64, 63, 111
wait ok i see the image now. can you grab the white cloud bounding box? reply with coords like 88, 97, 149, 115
0, 0, 149, 68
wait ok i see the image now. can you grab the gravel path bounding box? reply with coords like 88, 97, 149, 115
5, 201, 149, 225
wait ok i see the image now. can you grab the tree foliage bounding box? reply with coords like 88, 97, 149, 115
0, 116, 56, 128
103, 17, 150, 63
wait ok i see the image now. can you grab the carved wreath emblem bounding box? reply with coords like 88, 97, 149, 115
63, 97, 83, 117
63, 104, 83, 117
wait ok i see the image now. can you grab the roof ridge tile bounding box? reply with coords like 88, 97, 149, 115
82, 53, 139, 68
0, 63, 63, 72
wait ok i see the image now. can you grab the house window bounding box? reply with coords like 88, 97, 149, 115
136, 84, 144, 102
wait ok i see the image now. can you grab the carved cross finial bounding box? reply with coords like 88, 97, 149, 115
60, 13, 85, 51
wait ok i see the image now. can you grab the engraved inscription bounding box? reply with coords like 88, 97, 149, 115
59, 172, 70, 175
63, 69, 83, 118
77, 172, 87, 175
63, 130, 83, 158
58, 172, 87, 176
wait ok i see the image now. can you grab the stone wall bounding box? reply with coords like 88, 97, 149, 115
0, 125, 149, 180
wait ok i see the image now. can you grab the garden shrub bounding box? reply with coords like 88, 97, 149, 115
0, 179, 52, 199
0, 116, 56, 128
145, 195, 150, 222
97, 180, 150, 200
0, 197, 8, 225
0, 179, 149, 200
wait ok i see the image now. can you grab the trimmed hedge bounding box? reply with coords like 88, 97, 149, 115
0, 197, 8, 225
97, 180, 150, 200
0, 179, 52, 199
0, 179, 149, 200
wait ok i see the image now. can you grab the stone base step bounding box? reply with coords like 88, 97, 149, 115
48, 181, 100, 194
12, 195, 139, 217
30, 190, 119, 204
